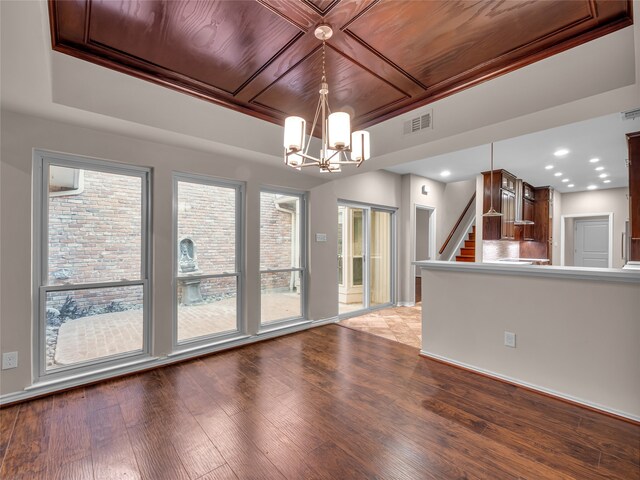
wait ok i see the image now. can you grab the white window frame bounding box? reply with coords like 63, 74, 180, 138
172, 173, 245, 349
259, 187, 307, 330
32, 150, 152, 382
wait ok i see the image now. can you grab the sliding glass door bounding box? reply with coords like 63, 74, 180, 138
338, 203, 394, 316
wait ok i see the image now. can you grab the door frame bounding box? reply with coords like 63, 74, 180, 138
412, 204, 436, 304
560, 212, 613, 268
337, 200, 397, 319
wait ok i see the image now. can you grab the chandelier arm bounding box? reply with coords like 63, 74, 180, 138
288, 150, 321, 164
304, 96, 323, 157
325, 149, 342, 162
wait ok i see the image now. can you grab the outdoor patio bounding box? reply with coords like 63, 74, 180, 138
49, 293, 301, 368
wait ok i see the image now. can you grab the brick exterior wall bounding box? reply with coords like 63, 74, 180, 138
46, 174, 297, 313
260, 192, 297, 290
176, 181, 237, 300
47, 170, 142, 310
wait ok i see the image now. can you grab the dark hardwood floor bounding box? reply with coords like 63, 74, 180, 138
1, 324, 638, 479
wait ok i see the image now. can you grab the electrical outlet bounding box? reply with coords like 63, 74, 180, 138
2, 352, 18, 369
504, 332, 516, 348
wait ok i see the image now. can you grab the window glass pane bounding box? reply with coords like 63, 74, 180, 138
177, 181, 237, 276
370, 210, 392, 306
46, 285, 144, 371
177, 276, 237, 342
48, 166, 142, 285
352, 210, 363, 256
338, 208, 344, 285
261, 271, 302, 324
352, 257, 363, 286
260, 192, 300, 269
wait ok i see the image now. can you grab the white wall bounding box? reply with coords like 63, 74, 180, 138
0, 110, 404, 396
399, 175, 476, 304
307, 170, 403, 321
438, 179, 477, 251
558, 188, 629, 268
420, 265, 640, 419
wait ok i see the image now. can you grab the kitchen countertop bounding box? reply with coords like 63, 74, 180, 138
485, 258, 550, 265
413, 260, 640, 284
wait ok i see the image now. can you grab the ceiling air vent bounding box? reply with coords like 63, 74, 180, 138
403, 110, 433, 135
622, 108, 640, 121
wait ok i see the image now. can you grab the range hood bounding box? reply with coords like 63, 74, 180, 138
514, 179, 534, 225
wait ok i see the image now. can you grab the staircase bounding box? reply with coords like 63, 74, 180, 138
455, 226, 476, 262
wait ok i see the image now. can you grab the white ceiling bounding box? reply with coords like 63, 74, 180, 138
1, 0, 639, 183
386, 112, 640, 193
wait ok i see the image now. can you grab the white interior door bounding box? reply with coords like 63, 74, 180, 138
575, 219, 609, 268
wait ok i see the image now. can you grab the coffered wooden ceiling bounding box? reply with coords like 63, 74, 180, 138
49, 0, 632, 132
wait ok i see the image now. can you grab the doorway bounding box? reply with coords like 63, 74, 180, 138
561, 213, 613, 268
414, 205, 435, 303
338, 203, 395, 317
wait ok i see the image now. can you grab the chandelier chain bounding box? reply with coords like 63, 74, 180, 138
321, 40, 326, 83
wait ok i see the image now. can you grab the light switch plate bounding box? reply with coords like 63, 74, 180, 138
315, 233, 327, 242
504, 332, 516, 348
2, 352, 18, 369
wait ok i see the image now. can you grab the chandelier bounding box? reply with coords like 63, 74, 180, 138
283, 24, 371, 173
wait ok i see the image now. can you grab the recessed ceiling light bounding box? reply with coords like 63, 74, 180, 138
587, 185, 598, 190
603, 179, 611, 184
589, 158, 600, 163
599, 173, 608, 178
554, 148, 570, 157
545, 165, 554, 170
554, 172, 562, 177
567, 184, 575, 188
562, 178, 569, 183
440, 170, 451, 177
595, 166, 604, 171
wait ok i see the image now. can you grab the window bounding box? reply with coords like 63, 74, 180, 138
174, 175, 243, 345
35, 152, 150, 378
260, 190, 306, 326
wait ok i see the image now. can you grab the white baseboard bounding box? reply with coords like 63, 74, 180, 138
420, 350, 640, 423
0, 317, 339, 406
397, 301, 416, 307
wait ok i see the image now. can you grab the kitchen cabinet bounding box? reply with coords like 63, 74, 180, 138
482, 169, 517, 240
627, 131, 640, 261
533, 186, 553, 263
523, 198, 535, 240
501, 189, 516, 239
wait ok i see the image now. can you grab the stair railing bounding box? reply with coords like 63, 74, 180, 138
439, 192, 476, 255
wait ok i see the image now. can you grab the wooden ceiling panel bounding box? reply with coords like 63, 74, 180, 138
252, 46, 407, 123
345, 0, 601, 90
49, 0, 633, 131
86, 0, 303, 94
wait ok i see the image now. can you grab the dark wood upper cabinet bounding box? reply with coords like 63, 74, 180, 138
628, 131, 640, 261
523, 199, 535, 241
482, 169, 517, 241
48, 0, 633, 131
